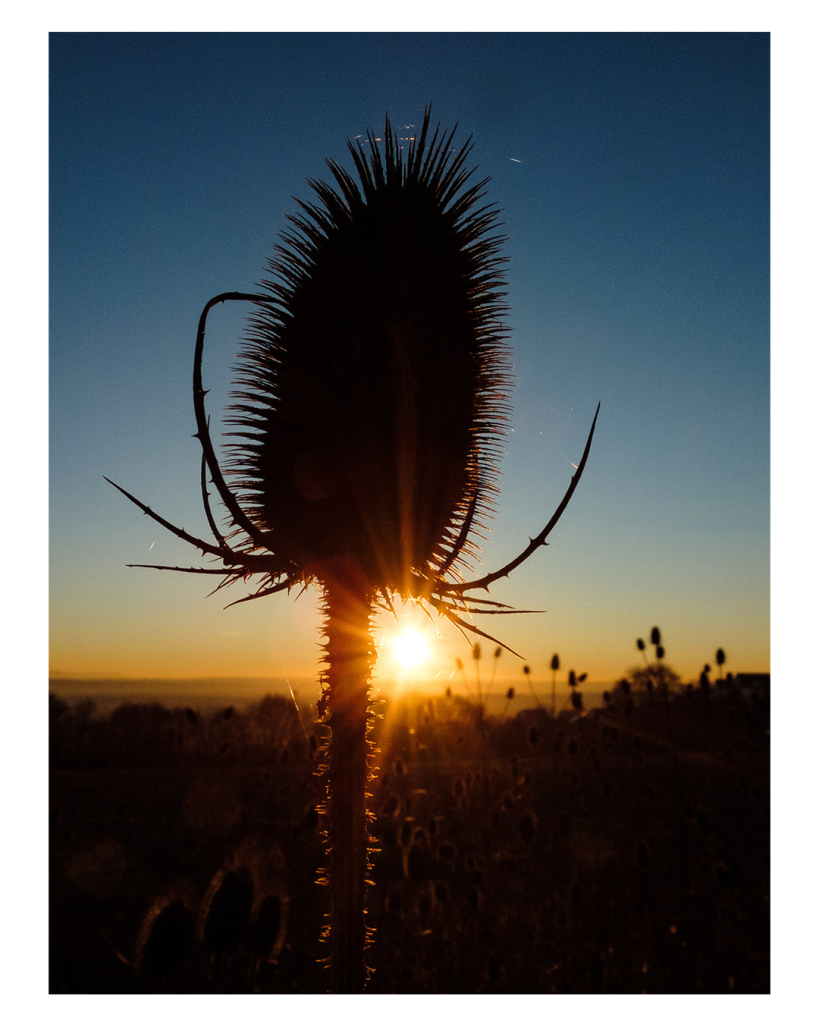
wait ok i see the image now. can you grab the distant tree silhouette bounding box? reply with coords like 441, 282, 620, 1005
626, 663, 681, 694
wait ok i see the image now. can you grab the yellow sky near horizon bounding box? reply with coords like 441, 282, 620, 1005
50, 589, 769, 701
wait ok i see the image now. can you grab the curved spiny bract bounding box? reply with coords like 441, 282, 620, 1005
225, 107, 512, 598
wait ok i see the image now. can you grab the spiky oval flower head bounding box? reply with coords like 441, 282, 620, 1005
225, 109, 511, 597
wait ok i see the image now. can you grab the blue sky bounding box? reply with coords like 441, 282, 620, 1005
48, 31, 770, 692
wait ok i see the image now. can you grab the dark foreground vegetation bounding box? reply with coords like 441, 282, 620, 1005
50, 676, 769, 993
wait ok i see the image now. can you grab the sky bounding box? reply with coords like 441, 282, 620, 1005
48, 31, 771, 701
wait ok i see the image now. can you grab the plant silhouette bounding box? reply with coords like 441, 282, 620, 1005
107, 107, 598, 992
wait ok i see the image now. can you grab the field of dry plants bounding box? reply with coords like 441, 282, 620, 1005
50, 674, 769, 994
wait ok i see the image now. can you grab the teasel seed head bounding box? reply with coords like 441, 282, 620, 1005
225, 107, 511, 597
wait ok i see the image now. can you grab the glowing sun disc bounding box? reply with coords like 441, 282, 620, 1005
392, 629, 430, 670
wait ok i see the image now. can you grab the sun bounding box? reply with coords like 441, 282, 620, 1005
391, 628, 430, 671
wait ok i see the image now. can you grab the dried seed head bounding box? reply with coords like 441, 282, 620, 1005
249, 892, 289, 964
200, 868, 254, 956
227, 108, 511, 594
650, 626, 661, 646
134, 894, 196, 980
404, 842, 429, 882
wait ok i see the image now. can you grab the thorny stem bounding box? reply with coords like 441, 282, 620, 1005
320, 570, 377, 994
